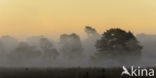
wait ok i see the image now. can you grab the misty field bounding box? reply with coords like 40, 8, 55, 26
0, 67, 154, 78
0, 27, 156, 78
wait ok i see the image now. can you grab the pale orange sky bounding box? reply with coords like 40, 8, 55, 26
0, 0, 156, 40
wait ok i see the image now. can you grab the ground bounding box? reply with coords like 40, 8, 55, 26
0, 67, 154, 78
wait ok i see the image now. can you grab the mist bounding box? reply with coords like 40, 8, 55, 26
0, 27, 156, 68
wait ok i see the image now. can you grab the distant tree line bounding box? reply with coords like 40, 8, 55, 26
0, 26, 143, 62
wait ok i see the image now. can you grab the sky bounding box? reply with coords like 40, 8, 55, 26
0, 0, 156, 40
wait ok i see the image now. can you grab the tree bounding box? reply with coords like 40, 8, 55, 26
95, 28, 142, 60
26, 36, 43, 48
83, 26, 101, 57
1, 36, 18, 53
60, 33, 83, 59
10, 42, 42, 61
40, 37, 59, 59
85, 26, 100, 39
0, 40, 5, 56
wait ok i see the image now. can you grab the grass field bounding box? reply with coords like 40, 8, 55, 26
0, 67, 155, 78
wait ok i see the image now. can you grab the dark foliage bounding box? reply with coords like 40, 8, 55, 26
95, 28, 142, 59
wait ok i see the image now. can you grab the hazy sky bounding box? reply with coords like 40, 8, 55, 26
0, 0, 156, 39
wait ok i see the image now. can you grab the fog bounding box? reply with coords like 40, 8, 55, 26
0, 27, 156, 67
136, 34, 156, 66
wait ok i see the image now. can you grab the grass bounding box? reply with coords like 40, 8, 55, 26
0, 67, 154, 78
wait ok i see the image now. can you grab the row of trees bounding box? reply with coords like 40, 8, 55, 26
0, 26, 143, 62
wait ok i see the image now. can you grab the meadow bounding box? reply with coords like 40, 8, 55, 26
0, 67, 154, 78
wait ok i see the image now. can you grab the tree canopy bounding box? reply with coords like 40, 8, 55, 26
60, 33, 83, 59
95, 28, 142, 59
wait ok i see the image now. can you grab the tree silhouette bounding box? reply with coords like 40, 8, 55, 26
40, 37, 59, 59
1, 36, 18, 53
10, 42, 41, 61
60, 33, 83, 59
0, 40, 5, 56
95, 28, 142, 60
83, 26, 101, 57
85, 26, 100, 39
